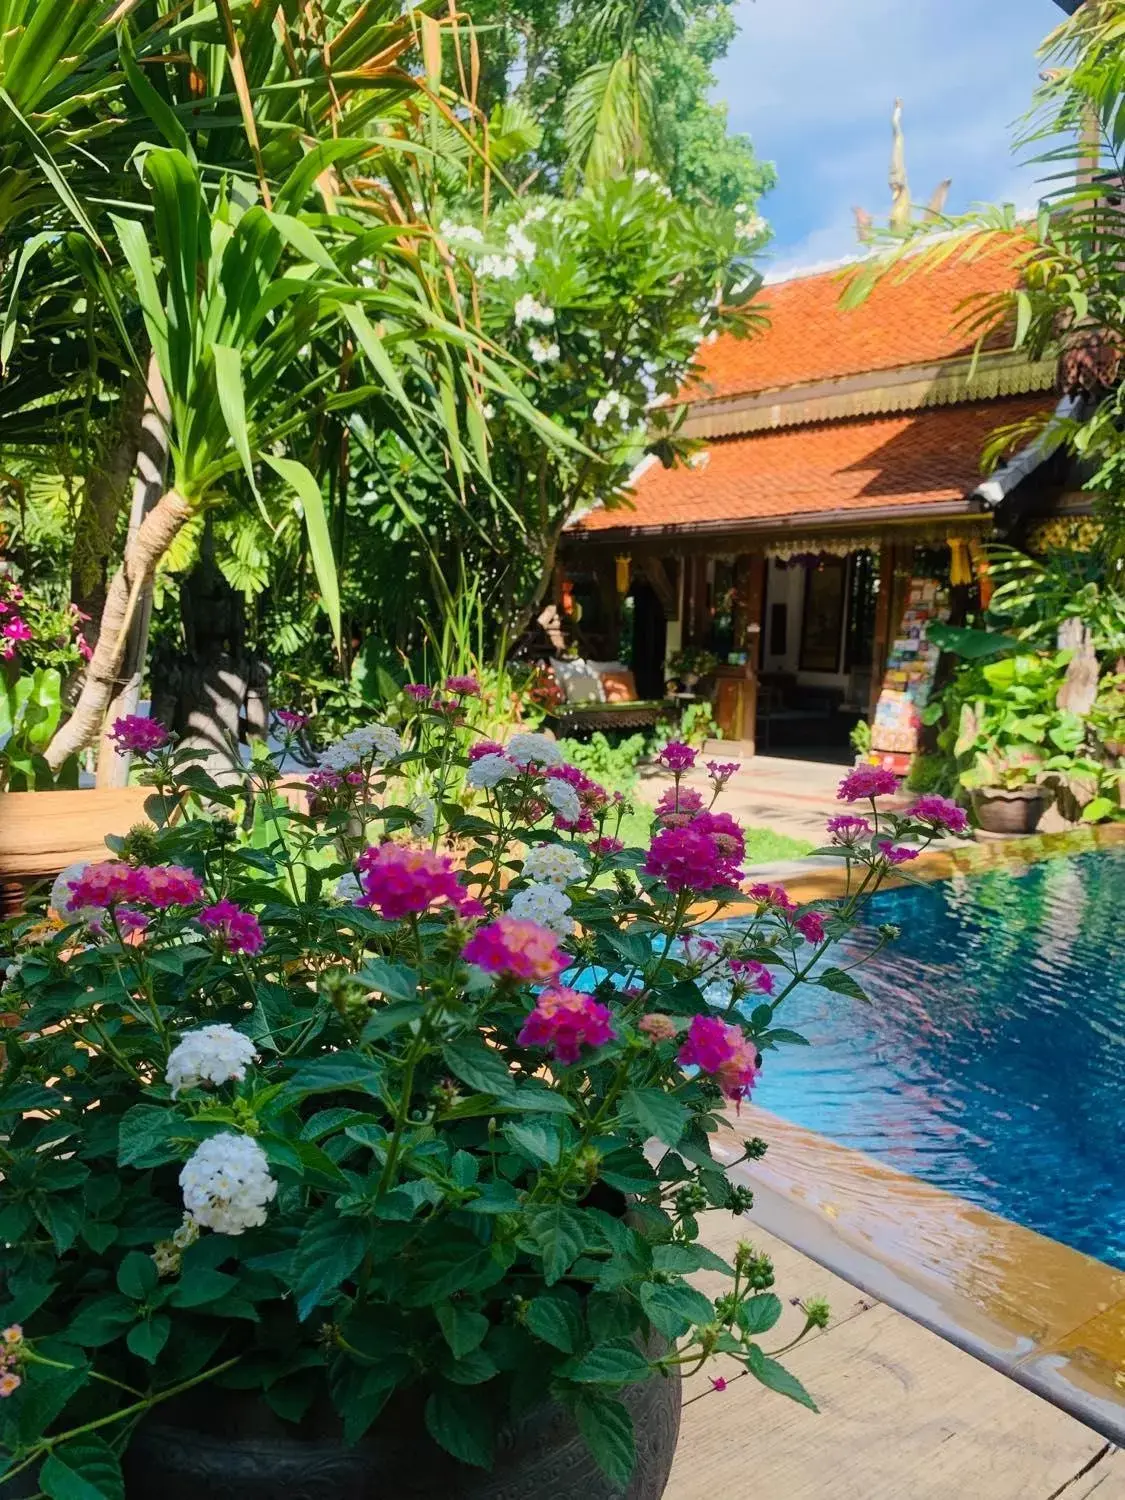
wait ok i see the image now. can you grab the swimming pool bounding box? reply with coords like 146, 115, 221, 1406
735, 847, 1125, 1271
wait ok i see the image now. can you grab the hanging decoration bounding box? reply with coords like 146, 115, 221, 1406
614, 555, 631, 594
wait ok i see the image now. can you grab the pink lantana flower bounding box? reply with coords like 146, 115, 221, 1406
468, 739, 506, 761
644, 825, 743, 894
875, 839, 919, 866
659, 740, 697, 773
837, 766, 899, 803
729, 958, 775, 995
745, 881, 797, 916
906, 794, 969, 837
677, 1014, 759, 1104
825, 814, 872, 845
404, 683, 434, 702
461, 915, 567, 984
445, 675, 481, 697
638, 1013, 679, 1042
795, 911, 826, 944
355, 843, 474, 921
276, 709, 310, 732
109, 715, 169, 755
590, 835, 624, 857
66, 862, 203, 913
706, 761, 740, 787
198, 899, 265, 955
654, 784, 704, 827
517, 986, 617, 1065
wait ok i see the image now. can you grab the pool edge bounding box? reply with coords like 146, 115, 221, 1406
712, 1107, 1125, 1446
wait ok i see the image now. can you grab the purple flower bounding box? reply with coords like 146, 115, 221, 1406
795, 911, 826, 944
837, 766, 900, 803
2, 617, 31, 644
109, 715, 169, 755
875, 839, 919, 866
276, 709, 309, 732
825, 814, 872, 845
644, 825, 742, 894
706, 760, 740, 786
198, 899, 265, 955
906, 795, 969, 837
659, 740, 698, 773
404, 683, 434, 702
445, 675, 481, 697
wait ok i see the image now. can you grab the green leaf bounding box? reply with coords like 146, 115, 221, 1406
127, 1315, 170, 1364
67, 1295, 135, 1348
816, 966, 868, 1003
41, 1437, 123, 1500
0, 89, 105, 253
442, 1037, 518, 1099
525, 1293, 582, 1353
293, 1218, 369, 1321
573, 1392, 636, 1488
622, 1088, 688, 1146
739, 1293, 783, 1335
117, 1105, 185, 1168
119, 24, 191, 155
525, 1205, 589, 1285
651, 1244, 733, 1276
745, 1344, 818, 1410
287, 1053, 385, 1099
116, 1252, 159, 1301
167, 1267, 239, 1309
356, 959, 419, 1003
212, 344, 259, 496
639, 1282, 715, 1339
503, 1118, 561, 1165
400, 1243, 507, 1306
436, 1302, 490, 1359
564, 1341, 652, 1385
425, 1385, 494, 1469
263, 454, 340, 653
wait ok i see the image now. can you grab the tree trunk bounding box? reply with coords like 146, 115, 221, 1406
45, 489, 193, 771
69, 370, 149, 637
94, 363, 172, 787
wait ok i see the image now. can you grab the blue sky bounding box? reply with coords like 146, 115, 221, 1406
714, 0, 1066, 277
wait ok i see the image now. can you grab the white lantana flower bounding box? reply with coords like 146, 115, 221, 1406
510, 882, 573, 937
528, 336, 560, 365
521, 844, 587, 888
166, 1024, 258, 1099
507, 733, 563, 767
409, 795, 437, 839
1, 955, 26, 994
320, 723, 402, 772
333, 873, 363, 904
50, 862, 95, 922
521, 202, 551, 225
439, 220, 484, 246
514, 294, 555, 328
180, 1132, 277, 1236
543, 779, 581, 824
466, 753, 518, 790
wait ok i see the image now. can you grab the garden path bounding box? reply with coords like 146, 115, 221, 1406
669, 1206, 1125, 1500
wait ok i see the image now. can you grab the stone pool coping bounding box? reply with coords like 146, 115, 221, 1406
700, 822, 1125, 1442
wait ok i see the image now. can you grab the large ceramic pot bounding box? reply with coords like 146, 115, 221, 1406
118, 1366, 682, 1500
972, 784, 1049, 836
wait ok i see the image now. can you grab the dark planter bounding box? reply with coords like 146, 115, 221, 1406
972, 785, 1049, 836
118, 1365, 682, 1500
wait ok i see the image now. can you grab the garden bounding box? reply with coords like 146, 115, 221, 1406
2, 0, 1125, 1494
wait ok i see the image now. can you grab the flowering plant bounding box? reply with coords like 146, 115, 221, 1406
0, 704, 957, 1493
0, 568, 90, 790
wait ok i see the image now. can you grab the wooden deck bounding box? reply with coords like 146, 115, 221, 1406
668, 1208, 1125, 1500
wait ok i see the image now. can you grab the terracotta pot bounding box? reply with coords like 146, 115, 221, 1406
110, 1364, 682, 1500
971, 785, 1050, 836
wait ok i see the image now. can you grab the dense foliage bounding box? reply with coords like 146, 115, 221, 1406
0, 699, 966, 1492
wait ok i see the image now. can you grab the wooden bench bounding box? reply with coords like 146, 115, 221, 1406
545, 700, 669, 737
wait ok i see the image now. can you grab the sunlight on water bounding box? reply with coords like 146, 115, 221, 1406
719, 848, 1125, 1268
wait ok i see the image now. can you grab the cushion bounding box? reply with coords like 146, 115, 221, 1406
599, 669, 637, 703
550, 657, 605, 705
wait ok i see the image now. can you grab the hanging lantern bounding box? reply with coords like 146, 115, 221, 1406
947, 536, 973, 587
615, 555, 631, 595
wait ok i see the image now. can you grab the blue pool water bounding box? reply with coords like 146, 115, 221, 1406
733, 847, 1125, 1270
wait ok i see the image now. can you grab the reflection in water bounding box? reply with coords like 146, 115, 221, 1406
718, 848, 1125, 1269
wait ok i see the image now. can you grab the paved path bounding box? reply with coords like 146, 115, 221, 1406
636, 753, 849, 848
668, 1209, 1125, 1500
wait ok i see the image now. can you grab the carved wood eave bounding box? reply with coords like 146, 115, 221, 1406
673, 352, 1058, 440
563, 503, 994, 560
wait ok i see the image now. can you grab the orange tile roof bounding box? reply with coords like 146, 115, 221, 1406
685, 246, 1023, 403
572, 397, 1050, 537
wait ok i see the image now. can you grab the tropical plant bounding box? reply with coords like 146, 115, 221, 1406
0, 567, 87, 789
0, 706, 967, 1492
941, 652, 1080, 792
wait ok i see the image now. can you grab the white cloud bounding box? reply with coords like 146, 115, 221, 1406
717, 0, 1064, 270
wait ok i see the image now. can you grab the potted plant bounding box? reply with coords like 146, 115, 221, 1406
665, 650, 718, 693
0, 702, 953, 1497
949, 653, 1083, 836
